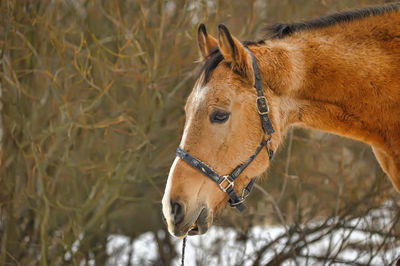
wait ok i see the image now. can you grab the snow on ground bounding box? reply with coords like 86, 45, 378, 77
107, 204, 400, 266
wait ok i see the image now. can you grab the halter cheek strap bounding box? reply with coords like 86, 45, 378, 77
176, 48, 274, 212
249, 50, 275, 136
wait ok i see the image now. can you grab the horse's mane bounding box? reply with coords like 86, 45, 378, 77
200, 3, 400, 85
264, 3, 400, 39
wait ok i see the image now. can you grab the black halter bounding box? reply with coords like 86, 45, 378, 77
176, 49, 275, 212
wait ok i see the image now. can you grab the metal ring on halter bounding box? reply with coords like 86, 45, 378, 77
229, 197, 245, 207
241, 186, 251, 200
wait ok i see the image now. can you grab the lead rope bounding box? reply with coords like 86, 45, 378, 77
181, 236, 187, 266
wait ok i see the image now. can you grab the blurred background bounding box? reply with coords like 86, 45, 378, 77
1, 0, 400, 265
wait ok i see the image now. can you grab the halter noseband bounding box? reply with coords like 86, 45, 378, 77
176, 49, 275, 212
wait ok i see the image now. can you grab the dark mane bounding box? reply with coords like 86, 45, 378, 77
264, 3, 400, 39
201, 41, 265, 85
202, 48, 224, 85
200, 3, 400, 85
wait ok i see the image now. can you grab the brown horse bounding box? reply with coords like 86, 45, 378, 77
162, 4, 400, 238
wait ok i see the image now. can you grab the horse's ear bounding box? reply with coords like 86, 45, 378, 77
198, 24, 218, 60
217, 24, 253, 79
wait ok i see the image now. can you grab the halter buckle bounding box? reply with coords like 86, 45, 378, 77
256, 96, 269, 115
218, 175, 234, 192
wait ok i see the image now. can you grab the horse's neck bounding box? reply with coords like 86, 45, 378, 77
259, 24, 400, 150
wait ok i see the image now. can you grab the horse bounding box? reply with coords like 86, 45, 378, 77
162, 3, 400, 238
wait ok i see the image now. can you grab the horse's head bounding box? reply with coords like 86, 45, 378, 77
162, 24, 276, 237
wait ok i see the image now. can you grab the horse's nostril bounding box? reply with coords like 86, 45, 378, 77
171, 200, 185, 225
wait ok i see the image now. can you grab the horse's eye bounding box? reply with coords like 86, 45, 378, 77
210, 110, 230, 123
